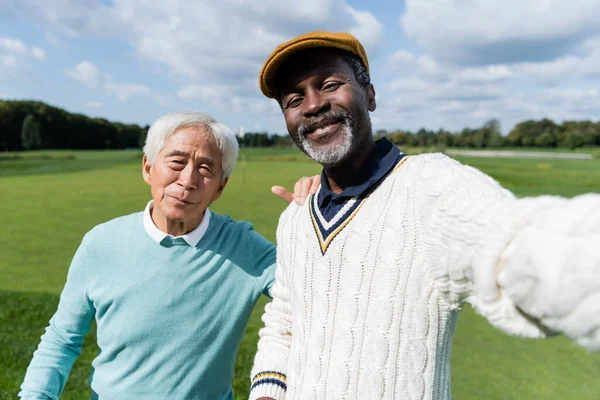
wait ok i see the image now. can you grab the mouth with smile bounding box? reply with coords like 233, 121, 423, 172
299, 115, 346, 143
306, 121, 342, 141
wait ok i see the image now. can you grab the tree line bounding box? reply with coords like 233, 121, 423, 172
2, 100, 600, 151
1, 100, 149, 151
381, 118, 600, 150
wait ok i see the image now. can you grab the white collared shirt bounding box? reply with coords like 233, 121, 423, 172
143, 200, 211, 247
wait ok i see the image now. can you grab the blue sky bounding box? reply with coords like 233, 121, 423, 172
1, 0, 599, 135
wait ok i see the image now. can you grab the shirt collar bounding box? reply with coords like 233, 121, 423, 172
318, 137, 402, 207
143, 200, 211, 247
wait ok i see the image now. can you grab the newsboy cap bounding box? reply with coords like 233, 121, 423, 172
259, 31, 370, 99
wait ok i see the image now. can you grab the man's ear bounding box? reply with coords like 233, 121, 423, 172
142, 154, 152, 186
212, 177, 229, 202
366, 83, 376, 112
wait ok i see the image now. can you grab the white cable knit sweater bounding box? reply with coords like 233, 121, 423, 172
250, 153, 600, 400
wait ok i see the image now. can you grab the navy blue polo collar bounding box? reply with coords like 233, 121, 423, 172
318, 137, 402, 210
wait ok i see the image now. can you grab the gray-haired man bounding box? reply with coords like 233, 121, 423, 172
20, 111, 314, 400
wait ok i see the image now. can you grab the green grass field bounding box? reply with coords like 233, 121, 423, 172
1, 148, 599, 399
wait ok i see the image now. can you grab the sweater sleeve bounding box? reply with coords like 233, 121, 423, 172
249, 209, 294, 400
19, 238, 96, 399
420, 154, 600, 351
245, 225, 277, 298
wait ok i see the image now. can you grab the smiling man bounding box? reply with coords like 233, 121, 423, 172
249, 31, 600, 400
19, 111, 307, 400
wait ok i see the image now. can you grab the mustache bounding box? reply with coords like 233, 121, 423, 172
298, 110, 352, 138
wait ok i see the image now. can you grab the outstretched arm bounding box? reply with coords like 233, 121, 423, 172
420, 154, 600, 350
495, 194, 600, 349
19, 239, 96, 399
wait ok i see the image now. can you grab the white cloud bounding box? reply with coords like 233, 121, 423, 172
110, 0, 383, 84
177, 84, 234, 103
31, 47, 46, 61
0, 54, 18, 70
381, 28, 600, 131
388, 50, 443, 79
1, 0, 383, 129
400, 0, 600, 65
379, 34, 600, 133
65, 61, 151, 101
177, 83, 280, 114
437, 101, 474, 113
0, 37, 46, 62
105, 82, 151, 101
64, 61, 109, 88
0, 37, 27, 54
538, 87, 600, 113
0, 0, 113, 36
378, 62, 600, 132
5, 0, 598, 134
388, 76, 502, 104
0, 36, 47, 77
456, 65, 515, 83
15, 0, 382, 83
517, 42, 600, 80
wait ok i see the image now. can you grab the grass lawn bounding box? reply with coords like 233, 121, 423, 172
1, 148, 599, 399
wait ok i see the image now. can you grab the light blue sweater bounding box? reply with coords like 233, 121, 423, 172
20, 211, 276, 399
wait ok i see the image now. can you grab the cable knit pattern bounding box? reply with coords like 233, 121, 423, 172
250, 153, 600, 400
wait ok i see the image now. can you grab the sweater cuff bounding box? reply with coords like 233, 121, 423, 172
249, 371, 287, 400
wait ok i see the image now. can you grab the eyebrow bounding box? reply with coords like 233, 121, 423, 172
164, 151, 216, 166
164, 150, 189, 158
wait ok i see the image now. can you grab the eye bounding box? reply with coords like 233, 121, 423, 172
322, 81, 342, 91
286, 96, 303, 109
168, 159, 185, 169
199, 164, 216, 174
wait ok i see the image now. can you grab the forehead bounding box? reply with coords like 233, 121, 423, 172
276, 48, 354, 91
161, 126, 219, 154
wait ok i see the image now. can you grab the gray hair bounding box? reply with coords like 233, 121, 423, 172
343, 54, 370, 86
143, 111, 239, 180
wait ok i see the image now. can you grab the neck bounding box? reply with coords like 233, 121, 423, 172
323, 136, 376, 194
151, 205, 204, 236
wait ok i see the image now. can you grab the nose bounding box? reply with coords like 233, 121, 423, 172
303, 87, 330, 117
177, 163, 198, 190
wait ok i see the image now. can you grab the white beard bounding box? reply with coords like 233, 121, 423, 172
299, 121, 353, 166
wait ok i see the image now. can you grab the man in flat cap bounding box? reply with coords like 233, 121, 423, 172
249, 31, 600, 400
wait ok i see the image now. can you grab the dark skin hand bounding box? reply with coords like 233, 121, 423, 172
273, 174, 321, 205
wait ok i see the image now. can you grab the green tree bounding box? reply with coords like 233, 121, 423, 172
21, 114, 43, 150
534, 131, 557, 147
436, 129, 453, 148
482, 119, 504, 148
139, 125, 149, 148
387, 130, 415, 146
563, 129, 585, 149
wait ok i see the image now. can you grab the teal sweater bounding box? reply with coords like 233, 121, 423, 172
20, 211, 276, 400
